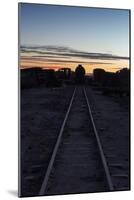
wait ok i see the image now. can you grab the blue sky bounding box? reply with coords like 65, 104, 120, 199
19, 3, 130, 73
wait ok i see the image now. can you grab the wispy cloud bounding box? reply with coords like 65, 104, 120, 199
21, 56, 112, 65
20, 45, 129, 61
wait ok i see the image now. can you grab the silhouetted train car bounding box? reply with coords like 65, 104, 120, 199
94, 68, 118, 87
21, 68, 62, 89
21, 67, 43, 89
75, 64, 85, 84
103, 72, 118, 87
93, 67, 130, 96
44, 69, 61, 87
116, 68, 130, 94
85, 75, 93, 85
93, 68, 105, 86
56, 68, 75, 85
56, 68, 71, 80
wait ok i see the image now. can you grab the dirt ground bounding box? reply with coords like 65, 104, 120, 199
20, 85, 130, 196
20, 86, 75, 196
86, 87, 130, 191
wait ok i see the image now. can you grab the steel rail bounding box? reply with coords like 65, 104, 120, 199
39, 87, 76, 196
83, 87, 114, 191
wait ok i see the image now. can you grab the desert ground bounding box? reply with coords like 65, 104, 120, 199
20, 85, 130, 196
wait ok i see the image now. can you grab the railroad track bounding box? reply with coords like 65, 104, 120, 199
39, 86, 114, 196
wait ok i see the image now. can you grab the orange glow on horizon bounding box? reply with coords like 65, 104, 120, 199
20, 58, 129, 74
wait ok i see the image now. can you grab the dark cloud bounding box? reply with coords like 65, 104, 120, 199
21, 45, 129, 61
21, 56, 112, 65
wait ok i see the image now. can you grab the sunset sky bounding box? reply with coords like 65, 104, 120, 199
19, 3, 130, 74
